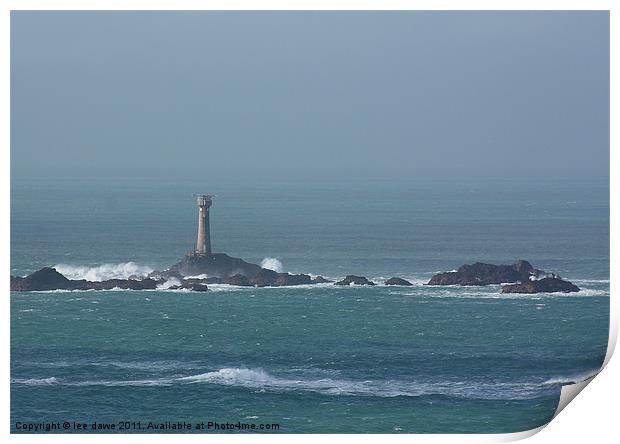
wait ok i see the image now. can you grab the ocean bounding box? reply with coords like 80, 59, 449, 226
10, 176, 610, 433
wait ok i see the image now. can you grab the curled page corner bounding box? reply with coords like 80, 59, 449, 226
505, 373, 601, 442
553, 374, 598, 419
552, 318, 617, 420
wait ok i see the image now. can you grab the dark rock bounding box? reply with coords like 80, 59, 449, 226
427, 260, 546, 286
147, 253, 332, 288
10, 267, 159, 292
169, 282, 209, 292
513, 259, 535, 276
165, 252, 263, 278
248, 269, 314, 287
186, 283, 209, 292
502, 277, 580, 294
147, 269, 183, 281
274, 273, 313, 286
74, 278, 158, 291
385, 277, 413, 286
311, 275, 333, 284
250, 268, 279, 287
10, 267, 71, 291
206, 269, 325, 287
335, 275, 375, 286
182, 277, 212, 285
223, 274, 253, 286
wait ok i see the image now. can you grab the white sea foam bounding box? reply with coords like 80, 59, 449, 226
572, 279, 610, 284
397, 286, 608, 299
176, 367, 554, 400
157, 277, 181, 290
54, 262, 154, 281
571, 288, 609, 297
543, 369, 600, 385
12, 377, 59, 385
260, 258, 283, 272
73, 379, 174, 387
179, 368, 271, 384
9, 366, 563, 400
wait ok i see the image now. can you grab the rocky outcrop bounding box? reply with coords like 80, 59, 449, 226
158, 252, 263, 279
311, 276, 333, 284
427, 260, 547, 286
502, 277, 580, 294
169, 282, 209, 292
73, 278, 159, 291
384, 277, 413, 286
10, 267, 72, 291
221, 274, 253, 286
225, 268, 314, 287
13, 259, 577, 294
10, 268, 160, 292
173, 270, 331, 288
250, 269, 283, 287
11, 262, 331, 292
335, 275, 376, 286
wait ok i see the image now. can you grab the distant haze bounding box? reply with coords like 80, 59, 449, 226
11, 11, 609, 181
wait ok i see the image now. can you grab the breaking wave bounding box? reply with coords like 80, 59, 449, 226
260, 258, 283, 272
543, 369, 600, 385
13, 366, 594, 400
53, 262, 154, 281
177, 368, 554, 400
157, 277, 181, 290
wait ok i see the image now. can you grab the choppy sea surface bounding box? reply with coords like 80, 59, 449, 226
10, 176, 609, 433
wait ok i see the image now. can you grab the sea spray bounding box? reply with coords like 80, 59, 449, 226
157, 277, 181, 290
260, 258, 283, 273
53, 262, 154, 281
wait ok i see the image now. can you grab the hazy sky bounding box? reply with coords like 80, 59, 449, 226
11, 11, 609, 181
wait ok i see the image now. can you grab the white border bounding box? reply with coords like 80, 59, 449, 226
2, 2, 616, 443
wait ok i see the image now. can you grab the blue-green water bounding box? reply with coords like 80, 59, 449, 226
10, 177, 609, 433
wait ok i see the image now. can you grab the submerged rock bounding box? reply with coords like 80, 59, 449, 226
384, 277, 413, 286
311, 276, 333, 284
335, 275, 376, 286
502, 277, 580, 294
427, 260, 547, 286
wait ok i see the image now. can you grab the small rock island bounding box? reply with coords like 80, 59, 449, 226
427, 260, 580, 293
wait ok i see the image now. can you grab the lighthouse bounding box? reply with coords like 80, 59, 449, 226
195, 194, 215, 255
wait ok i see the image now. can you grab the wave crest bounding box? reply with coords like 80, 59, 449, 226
176, 367, 555, 400
12, 377, 59, 385
53, 262, 154, 281
543, 369, 600, 385
12, 366, 587, 400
